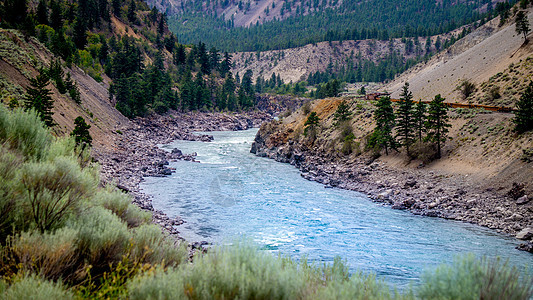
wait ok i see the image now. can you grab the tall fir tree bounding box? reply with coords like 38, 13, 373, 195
37, 0, 49, 25
24, 68, 55, 127
395, 82, 416, 155
304, 111, 320, 137
413, 100, 427, 142
333, 100, 352, 127
372, 96, 396, 155
516, 10, 531, 42
71, 116, 92, 149
425, 94, 451, 159
514, 81, 533, 133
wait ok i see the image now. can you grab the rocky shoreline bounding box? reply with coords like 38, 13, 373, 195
251, 124, 533, 253
93, 111, 271, 242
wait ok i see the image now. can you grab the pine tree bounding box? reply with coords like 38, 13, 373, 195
304, 112, 320, 137
37, 0, 49, 25
395, 82, 415, 155
413, 100, 427, 142
24, 68, 55, 127
219, 52, 232, 77
371, 96, 396, 155
425, 94, 451, 159
49, 0, 63, 30
333, 100, 352, 126
127, 0, 137, 24
516, 10, 531, 42
71, 116, 92, 149
514, 81, 533, 133
112, 0, 121, 16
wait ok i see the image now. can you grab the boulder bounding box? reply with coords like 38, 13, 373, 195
516, 228, 533, 240
171, 148, 183, 156
516, 195, 530, 205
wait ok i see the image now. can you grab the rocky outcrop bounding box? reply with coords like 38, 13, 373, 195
251, 120, 533, 251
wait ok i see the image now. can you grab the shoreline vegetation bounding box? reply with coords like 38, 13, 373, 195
1, 104, 532, 298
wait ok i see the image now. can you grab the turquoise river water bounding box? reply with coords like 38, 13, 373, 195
140, 128, 532, 288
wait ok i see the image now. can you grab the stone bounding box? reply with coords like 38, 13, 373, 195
171, 148, 183, 156
516, 195, 530, 205
516, 228, 533, 240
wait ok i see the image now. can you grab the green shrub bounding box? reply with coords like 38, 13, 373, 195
3, 228, 79, 281
128, 243, 393, 300
2, 274, 73, 300
130, 224, 188, 267
0, 106, 51, 159
0, 148, 23, 241
94, 188, 151, 228
19, 156, 95, 232
315, 271, 404, 300
72, 206, 130, 266
418, 255, 533, 300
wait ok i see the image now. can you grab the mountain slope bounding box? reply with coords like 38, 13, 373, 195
0, 29, 129, 150
165, 0, 497, 51
385, 8, 533, 105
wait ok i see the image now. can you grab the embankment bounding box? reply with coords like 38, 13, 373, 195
250, 98, 533, 252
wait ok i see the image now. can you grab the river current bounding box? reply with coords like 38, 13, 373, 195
141, 128, 532, 287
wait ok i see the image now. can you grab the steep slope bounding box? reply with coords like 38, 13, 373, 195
166, 0, 495, 52
0, 29, 129, 151
232, 31, 461, 84
385, 8, 533, 104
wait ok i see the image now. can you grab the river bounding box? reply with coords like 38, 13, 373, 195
140, 128, 532, 288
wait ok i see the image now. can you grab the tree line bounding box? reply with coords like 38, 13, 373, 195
168, 0, 516, 52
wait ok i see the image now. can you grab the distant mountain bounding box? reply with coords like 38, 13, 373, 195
155, 0, 514, 52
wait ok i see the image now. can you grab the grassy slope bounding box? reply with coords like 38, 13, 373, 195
0, 29, 129, 150
384, 8, 533, 106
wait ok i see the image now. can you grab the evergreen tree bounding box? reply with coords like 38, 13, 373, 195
333, 100, 352, 126
37, 0, 49, 25
1, 0, 28, 28
24, 68, 55, 127
241, 69, 254, 108
219, 52, 232, 77
413, 100, 427, 142
395, 82, 416, 155
516, 10, 531, 42
304, 112, 320, 136
70, 116, 92, 149
174, 44, 186, 65
127, 0, 137, 24
49, 0, 63, 30
73, 2, 88, 49
112, 0, 121, 16
371, 96, 396, 155
425, 94, 451, 159
514, 81, 533, 133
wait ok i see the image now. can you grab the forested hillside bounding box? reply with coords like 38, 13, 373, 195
0, 0, 256, 122
164, 0, 514, 52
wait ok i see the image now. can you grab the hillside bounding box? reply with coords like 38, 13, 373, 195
165, 0, 499, 51
0, 29, 129, 150
232, 30, 464, 84
384, 8, 533, 106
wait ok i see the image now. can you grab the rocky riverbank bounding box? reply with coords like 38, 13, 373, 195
93, 111, 270, 241
251, 122, 533, 253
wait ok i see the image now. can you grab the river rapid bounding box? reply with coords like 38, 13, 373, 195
141, 128, 532, 287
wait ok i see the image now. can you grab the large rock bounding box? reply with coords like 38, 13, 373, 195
516, 195, 530, 205
516, 228, 533, 240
